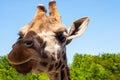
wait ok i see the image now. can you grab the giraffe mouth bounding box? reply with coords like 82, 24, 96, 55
8, 57, 32, 65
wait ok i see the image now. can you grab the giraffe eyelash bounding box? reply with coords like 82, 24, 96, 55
18, 33, 24, 39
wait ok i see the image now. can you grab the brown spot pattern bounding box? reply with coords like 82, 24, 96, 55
48, 64, 54, 71
40, 62, 48, 66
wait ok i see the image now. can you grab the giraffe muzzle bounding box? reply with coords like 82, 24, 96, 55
8, 57, 32, 65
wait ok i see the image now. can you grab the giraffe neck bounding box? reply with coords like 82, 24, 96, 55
48, 67, 71, 80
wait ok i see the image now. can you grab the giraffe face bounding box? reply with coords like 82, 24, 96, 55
8, 1, 90, 75
8, 19, 68, 73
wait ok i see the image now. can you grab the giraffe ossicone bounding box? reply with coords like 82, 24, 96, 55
8, 1, 90, 80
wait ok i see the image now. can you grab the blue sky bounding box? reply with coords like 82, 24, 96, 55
0, 0, 120, 63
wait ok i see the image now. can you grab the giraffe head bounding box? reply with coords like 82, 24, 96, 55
8, 1, 89, 74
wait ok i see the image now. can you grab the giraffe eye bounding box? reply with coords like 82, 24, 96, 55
56, 32, 66, 43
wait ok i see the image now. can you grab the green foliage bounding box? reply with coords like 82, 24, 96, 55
0, 56, 49, 80
71, 53, 120, 80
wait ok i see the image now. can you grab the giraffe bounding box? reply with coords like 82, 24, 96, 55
8, 0, 90, 80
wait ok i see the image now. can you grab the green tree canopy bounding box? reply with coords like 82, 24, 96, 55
71, 53, 120, 80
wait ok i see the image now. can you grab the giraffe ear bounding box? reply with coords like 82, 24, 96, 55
66, 17, 90, 45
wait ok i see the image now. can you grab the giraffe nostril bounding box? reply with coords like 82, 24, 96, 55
24, 40, 33, 47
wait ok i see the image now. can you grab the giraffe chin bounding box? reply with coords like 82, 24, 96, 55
9, 58, 36, 74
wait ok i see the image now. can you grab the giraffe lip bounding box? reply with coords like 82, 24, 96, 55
8, 57, 32, 65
